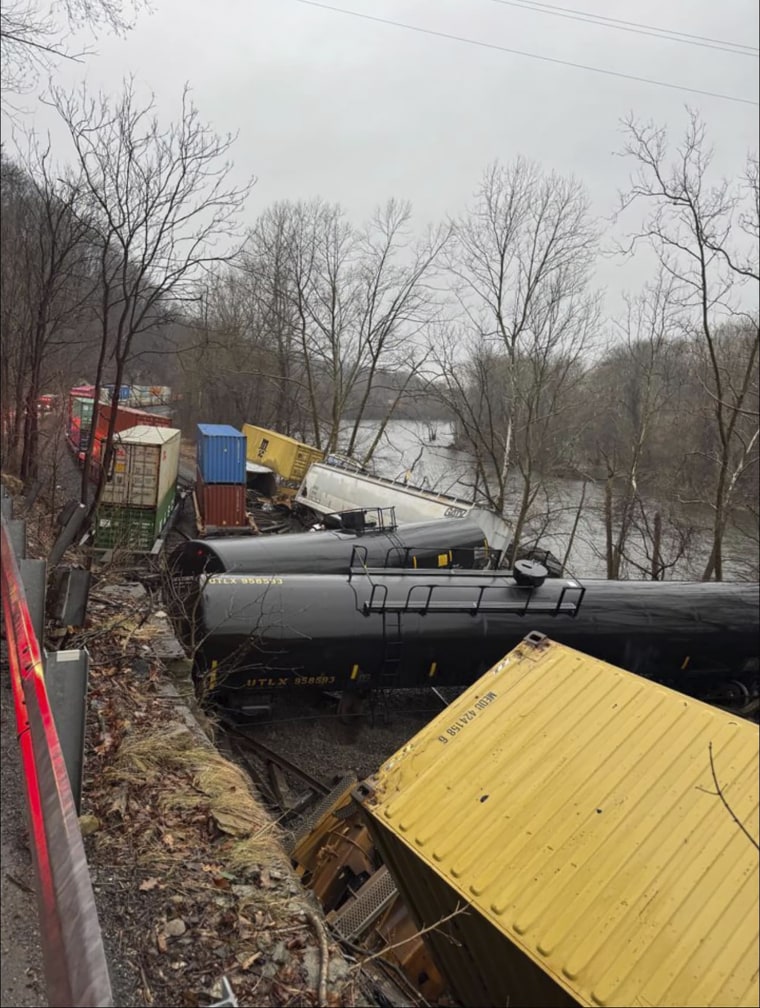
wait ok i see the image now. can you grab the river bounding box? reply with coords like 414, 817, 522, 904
340, 419, 757, 581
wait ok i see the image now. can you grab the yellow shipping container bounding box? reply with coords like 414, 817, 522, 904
357, 634, 760, 1008
241, 424, 323, 494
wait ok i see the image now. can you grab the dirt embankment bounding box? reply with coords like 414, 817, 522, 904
74, 578, 372, 1008
1, 475, 373, 1008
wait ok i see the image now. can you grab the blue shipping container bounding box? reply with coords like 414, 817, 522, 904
104, 384, 131, 400
196, 424, 247, 484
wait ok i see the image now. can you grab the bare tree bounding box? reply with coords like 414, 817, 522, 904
0, 144, 97, 480
338, 201, 449, 460
0, 151, 34, 468
199, 198, 447, 459
1, 0, 144, 99
619, 110, 760, 580
591, 275, 684, 577
46, 78, 253, 515
440, 158, 599, 555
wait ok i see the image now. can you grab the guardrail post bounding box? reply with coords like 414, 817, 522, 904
7, 518, 27, 561
45, 649, 90, 815
49, 503, 88, 568
19, 558, 47, 649
49, 567, 91, 628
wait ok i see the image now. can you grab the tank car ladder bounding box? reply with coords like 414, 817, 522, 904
348, 544, 406, 691
378, 610, 404, 689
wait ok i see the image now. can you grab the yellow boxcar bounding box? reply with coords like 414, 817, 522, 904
357, 634, 760, 1008
241, 424, 323, 495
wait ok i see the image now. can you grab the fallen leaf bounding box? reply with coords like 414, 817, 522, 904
236, 951, 261, 970
139, 878, 161, 892
108, 789, 128, 817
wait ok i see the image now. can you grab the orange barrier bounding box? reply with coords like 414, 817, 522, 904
0, 516, 112, 1007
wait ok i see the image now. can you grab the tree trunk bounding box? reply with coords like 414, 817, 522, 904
651, 510, 662, 581
604, 477, 615, 579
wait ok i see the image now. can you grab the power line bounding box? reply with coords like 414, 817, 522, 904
291, 0, 759, 107
488, 0, 759, 57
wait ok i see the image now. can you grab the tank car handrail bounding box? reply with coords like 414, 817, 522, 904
558, 580, 585, 618
359, 575, 585, 618
350, 544, 370, 570
0, 515, 113, 1007
367, 581, 390, 612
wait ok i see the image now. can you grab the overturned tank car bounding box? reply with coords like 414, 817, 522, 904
183, 562, 759, 716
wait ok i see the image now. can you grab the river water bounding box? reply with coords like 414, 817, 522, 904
341, 419, 757, 581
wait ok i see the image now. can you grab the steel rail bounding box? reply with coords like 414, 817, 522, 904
1, 516, 113, 1007
222, 721, 331, 796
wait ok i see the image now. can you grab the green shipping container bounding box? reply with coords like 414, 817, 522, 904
94, 484, 176, 551
72, 397, 94, 422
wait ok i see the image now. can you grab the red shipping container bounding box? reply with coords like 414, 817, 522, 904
91, 403, 173, 468
196, 470, 247, 528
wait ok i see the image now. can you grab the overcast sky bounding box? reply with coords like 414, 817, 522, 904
4, 0, 759, 312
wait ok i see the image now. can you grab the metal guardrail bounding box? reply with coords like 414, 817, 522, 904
1, 511, 113, 1007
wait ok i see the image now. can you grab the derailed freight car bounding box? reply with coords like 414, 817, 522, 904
170, 513, 492, 577
354, 635, 760, 1007
186, 567, 759, 710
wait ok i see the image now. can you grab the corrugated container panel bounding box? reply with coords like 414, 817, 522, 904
242, 424, 324, 492
359, 637, 760, 1008
93, 503, 163, 551
196, 472, 247, 528
196, 424, 246, 484
101, 426, 180, 509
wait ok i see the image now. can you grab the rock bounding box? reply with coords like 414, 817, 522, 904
163, 918, 187, 937
79, 814, 101, 836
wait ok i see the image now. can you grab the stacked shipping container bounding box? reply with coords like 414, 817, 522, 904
89, 403, 173, 474
67, 385, 96, 453
195, 424, 248, 530
67, 385, 174, 459
103, 384, 173, 408
94, 426, 181, 550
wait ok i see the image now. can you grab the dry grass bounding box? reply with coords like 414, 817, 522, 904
0, 472, 24, 495
105, 721, 290, 879
106, 725, 202, 780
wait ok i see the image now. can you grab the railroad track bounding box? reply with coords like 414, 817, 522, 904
221, 720, 332, 818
